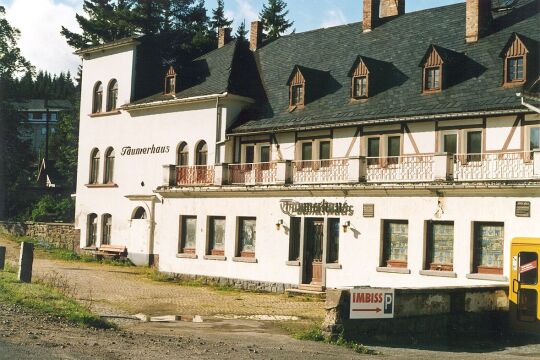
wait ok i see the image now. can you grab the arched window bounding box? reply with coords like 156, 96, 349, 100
106, 79, 118, 111
177, 142, 189, 166
101, 214, 112, 245
87, 213, 98, 247
132, 207, 147, 220
92, 82, 103, 113
104, 147, 115, 184
89, 148, 100, 184
195, 141, 208, 165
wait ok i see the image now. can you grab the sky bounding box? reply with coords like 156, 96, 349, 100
0, 0, 463, 76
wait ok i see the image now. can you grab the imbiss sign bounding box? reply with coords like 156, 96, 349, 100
350, 288, 394, 319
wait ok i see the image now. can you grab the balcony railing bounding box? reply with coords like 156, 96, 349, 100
292, 159, 349, 184
229, 162, 277, 185
453, 151, 534, 181
366, 155, 434, 183
176, 165, 215, 186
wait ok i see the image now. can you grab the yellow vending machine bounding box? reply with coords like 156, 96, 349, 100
509, 238, 540, 335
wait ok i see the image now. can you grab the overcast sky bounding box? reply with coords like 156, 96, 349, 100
0, 0, 463, 76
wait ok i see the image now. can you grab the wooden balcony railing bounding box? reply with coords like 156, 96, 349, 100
366, 155, 434, 183
453, 151, 534, 181
176, 165, 215, 186
229, 162, 277, 185
292, 159, 349, 184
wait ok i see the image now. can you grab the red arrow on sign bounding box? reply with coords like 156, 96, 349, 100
352, 308, 382, 313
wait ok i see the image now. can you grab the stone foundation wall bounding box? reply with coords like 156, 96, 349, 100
0, 221, 80, 253
161, 272, 298, 293
323, 286, 509, 343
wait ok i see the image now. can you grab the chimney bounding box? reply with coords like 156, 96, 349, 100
250, 21, 263, 51
363, 0, 380, 33
380, 0, 405, 18
218, 27, 232, 48
466, 0, 492, 43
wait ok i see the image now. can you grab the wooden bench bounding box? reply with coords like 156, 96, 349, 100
94, 245, 127, 260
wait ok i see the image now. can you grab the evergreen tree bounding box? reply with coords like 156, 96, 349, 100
235, 19, 247, 40
61, 0, 138, 50
0, 6, 32, 80
259, 0, 293, 40
210, 0, 233, 31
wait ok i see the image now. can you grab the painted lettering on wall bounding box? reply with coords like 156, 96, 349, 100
280, 199, 354, 216
121, 145, 170, 156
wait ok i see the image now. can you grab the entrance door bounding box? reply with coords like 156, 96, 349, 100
510, 241, 540, 335
303, 218, 324, 285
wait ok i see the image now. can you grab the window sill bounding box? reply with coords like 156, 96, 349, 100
88, 110, 121, 118
286, 260, 301, 266
233, 257, 258, 263
85, 183, 118, 188
176, 253, 197, 259
377, 267, 410, 274
419, 270, 457, 278
466, 273, 508, 282
326, 263, 342, 270
203, 255, 226, 261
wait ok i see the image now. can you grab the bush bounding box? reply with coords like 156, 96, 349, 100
30, 194, 74, 223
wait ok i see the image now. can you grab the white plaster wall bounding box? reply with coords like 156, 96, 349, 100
486, 116, 521, 151
275, 133, 295, 160
405, 122, 435, 154
157, 192, 539, 288
333, 127, 358, 157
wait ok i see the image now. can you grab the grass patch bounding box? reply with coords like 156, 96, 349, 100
9, 235, 133, 267
293, 323, 381, 355
0, 271, 114, 329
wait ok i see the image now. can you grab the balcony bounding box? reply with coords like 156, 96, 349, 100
161, 150, 540, 188
366, 155, 434, 183
292, 159, 350, 184
176, 165, 215, 186
229, 162, 277, 185
453, 151, 535, 181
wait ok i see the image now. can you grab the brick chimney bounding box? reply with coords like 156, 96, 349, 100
363, 0, 380, 33
363, 0, 405, 33
466, 0, 492, 43
218, 27, 232, 48
250, 21, 263, 51
380, 0, 405, 18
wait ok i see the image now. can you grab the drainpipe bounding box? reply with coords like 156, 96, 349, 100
517, 93, 540, 114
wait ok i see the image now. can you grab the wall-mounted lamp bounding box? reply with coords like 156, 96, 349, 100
276, 219, 284, 230
342, 221, 351, 233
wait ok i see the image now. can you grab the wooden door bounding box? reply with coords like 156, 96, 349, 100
304, 218, 324, 285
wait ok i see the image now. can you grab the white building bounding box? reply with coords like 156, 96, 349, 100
75, 0, 540, 292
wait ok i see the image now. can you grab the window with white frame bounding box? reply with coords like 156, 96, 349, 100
297, 139, 332, 168
237, 217, 256, 258
241, 143, 271, 164
439, 130, 459, 156
179, 215, 197, 254
101, 214, 112, 245
529, 126, 540, 153
87, 213, 98, 247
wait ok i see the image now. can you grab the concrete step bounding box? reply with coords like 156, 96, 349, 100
286, 288, 326, 298
298, 284, 325, 292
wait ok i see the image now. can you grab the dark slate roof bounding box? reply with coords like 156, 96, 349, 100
129, 39, 259, 106
11, 99, 72, 112
230, 0, 540, 133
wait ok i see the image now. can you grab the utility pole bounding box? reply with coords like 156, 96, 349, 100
44, 97, 50, 163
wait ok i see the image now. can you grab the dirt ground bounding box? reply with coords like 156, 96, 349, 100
1, 235, 539, 360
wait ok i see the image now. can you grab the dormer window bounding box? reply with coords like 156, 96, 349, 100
291, 85, 304, 106
424, 66, 441, 91
287, 66, 306, 108
507, 57, 524, 82
348, 56, 377, 99
164, 66, 177, 94
420, 45, 446, 93
501, 33, 533, 87
353, 76, 368, 98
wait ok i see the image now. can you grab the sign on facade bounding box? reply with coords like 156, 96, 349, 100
350, 288, 394, 319
363, 204, 375, 218
515, 201, 531, 218
280, 199, 354, 216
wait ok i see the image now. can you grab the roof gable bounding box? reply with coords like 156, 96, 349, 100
500, 32, 532, 57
